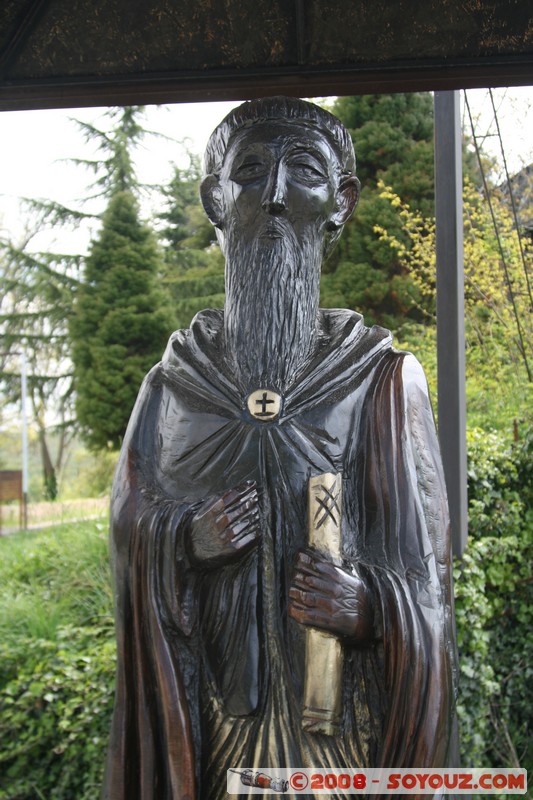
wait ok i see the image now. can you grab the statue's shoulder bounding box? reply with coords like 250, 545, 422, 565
122, 309, 223, 451
162, 308, 224, 369
388, 348, 430, 391
397, 350, 429, 385
378, 347, 433, 415
318, 307, 393, 370
319, 307, 365, 339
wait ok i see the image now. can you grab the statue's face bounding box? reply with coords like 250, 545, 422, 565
217, 121, 341, 250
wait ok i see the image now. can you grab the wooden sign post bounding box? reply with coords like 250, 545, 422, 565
0, 470, 25, 534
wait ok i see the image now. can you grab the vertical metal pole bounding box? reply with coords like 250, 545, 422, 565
21, 351, 29, 529
434, 91, 468, 556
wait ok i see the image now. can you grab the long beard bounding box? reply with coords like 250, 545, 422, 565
224, 221, 322, 393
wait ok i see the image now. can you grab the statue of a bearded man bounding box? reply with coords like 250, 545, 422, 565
103, 97, 458, 800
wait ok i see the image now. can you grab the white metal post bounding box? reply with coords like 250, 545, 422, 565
20, 351, 28, 529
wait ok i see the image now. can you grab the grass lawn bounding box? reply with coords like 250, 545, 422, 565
0, 519, 113, 642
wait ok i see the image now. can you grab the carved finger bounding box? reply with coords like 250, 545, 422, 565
194, 494, 224, 522
294, 549, 315, 567
221, 511, 261, 542
292, 571, 335, 597
288, 601, 329, 629
287, 597, 313, 617
239, 508, 260, 528
225, 489, 258, 514
288, 586, 318, 608
302, 553, 361, 590
234, 479, 258, 493
218, 509, 259, 541
309, 557, 342, 580
291, 570, 307, 589
222, 482, 258, 512
217, 498, 258, 529
308, 607, 340, 630
293, 550, 323, 578
221, 485, 249, 507
228, 515, 257, 537
295, 547, 338, 571
230, 531, 259, 552
287, 602, 307, 624
227, 527, 260, 550
222, 501, 259, 527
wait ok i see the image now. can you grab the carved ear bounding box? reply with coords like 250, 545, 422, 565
328, 176, 360, 229
200, 173, 224, 228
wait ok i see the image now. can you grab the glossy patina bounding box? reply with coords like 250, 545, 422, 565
104, 98, 457, 800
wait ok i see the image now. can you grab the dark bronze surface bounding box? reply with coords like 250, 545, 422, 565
104, 98, 458, 800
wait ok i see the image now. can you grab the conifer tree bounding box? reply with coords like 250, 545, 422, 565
158, 156, 224, 330
71, 190, 173, 450
0, 108, 152, 489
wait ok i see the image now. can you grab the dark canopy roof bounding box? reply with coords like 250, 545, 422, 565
0, 0, 531, 111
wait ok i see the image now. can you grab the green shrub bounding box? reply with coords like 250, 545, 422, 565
455, 428, 533, 773
66, 449, 119, 500
0, 626, 115, 800
0, 522, 113, 644
0, 521, 116, 800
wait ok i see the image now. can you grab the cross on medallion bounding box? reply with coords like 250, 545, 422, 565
256, 392, 275, 416
246, 388, 281, 421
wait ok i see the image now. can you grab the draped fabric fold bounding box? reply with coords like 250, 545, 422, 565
103, 309, 457, 800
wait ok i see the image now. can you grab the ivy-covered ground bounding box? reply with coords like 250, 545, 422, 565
0, 431, 531, 799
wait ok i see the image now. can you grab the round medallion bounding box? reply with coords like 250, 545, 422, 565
246, 388, 282, 421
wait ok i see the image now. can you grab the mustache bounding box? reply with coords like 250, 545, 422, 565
227, 212, 298, 243
258, 217, 290, 238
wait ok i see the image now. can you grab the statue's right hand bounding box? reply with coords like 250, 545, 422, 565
187, 481, 261, 568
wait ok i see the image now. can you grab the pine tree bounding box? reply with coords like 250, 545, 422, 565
71, 190, 173, 450
72, 106, 148, 198
0, 107, 160, 486
158, 156, 225, 330
159, 155, 215, 255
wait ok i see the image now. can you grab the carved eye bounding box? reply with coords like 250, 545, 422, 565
287, 156, 327, 181
231, 160, 267, 182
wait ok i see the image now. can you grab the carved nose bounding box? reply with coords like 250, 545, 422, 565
262, 197, 286, 215
262, 169, 286, 215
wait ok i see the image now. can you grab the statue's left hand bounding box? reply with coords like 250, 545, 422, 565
187, 481, 261, 568
288, 549, 374, 643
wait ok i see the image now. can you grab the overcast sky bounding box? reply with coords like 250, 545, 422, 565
0, 100, 240, 251
0, 88, 531, 253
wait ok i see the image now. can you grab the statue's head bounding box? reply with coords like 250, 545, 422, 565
201, 97, 360, 391
201, 97, 359, 259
